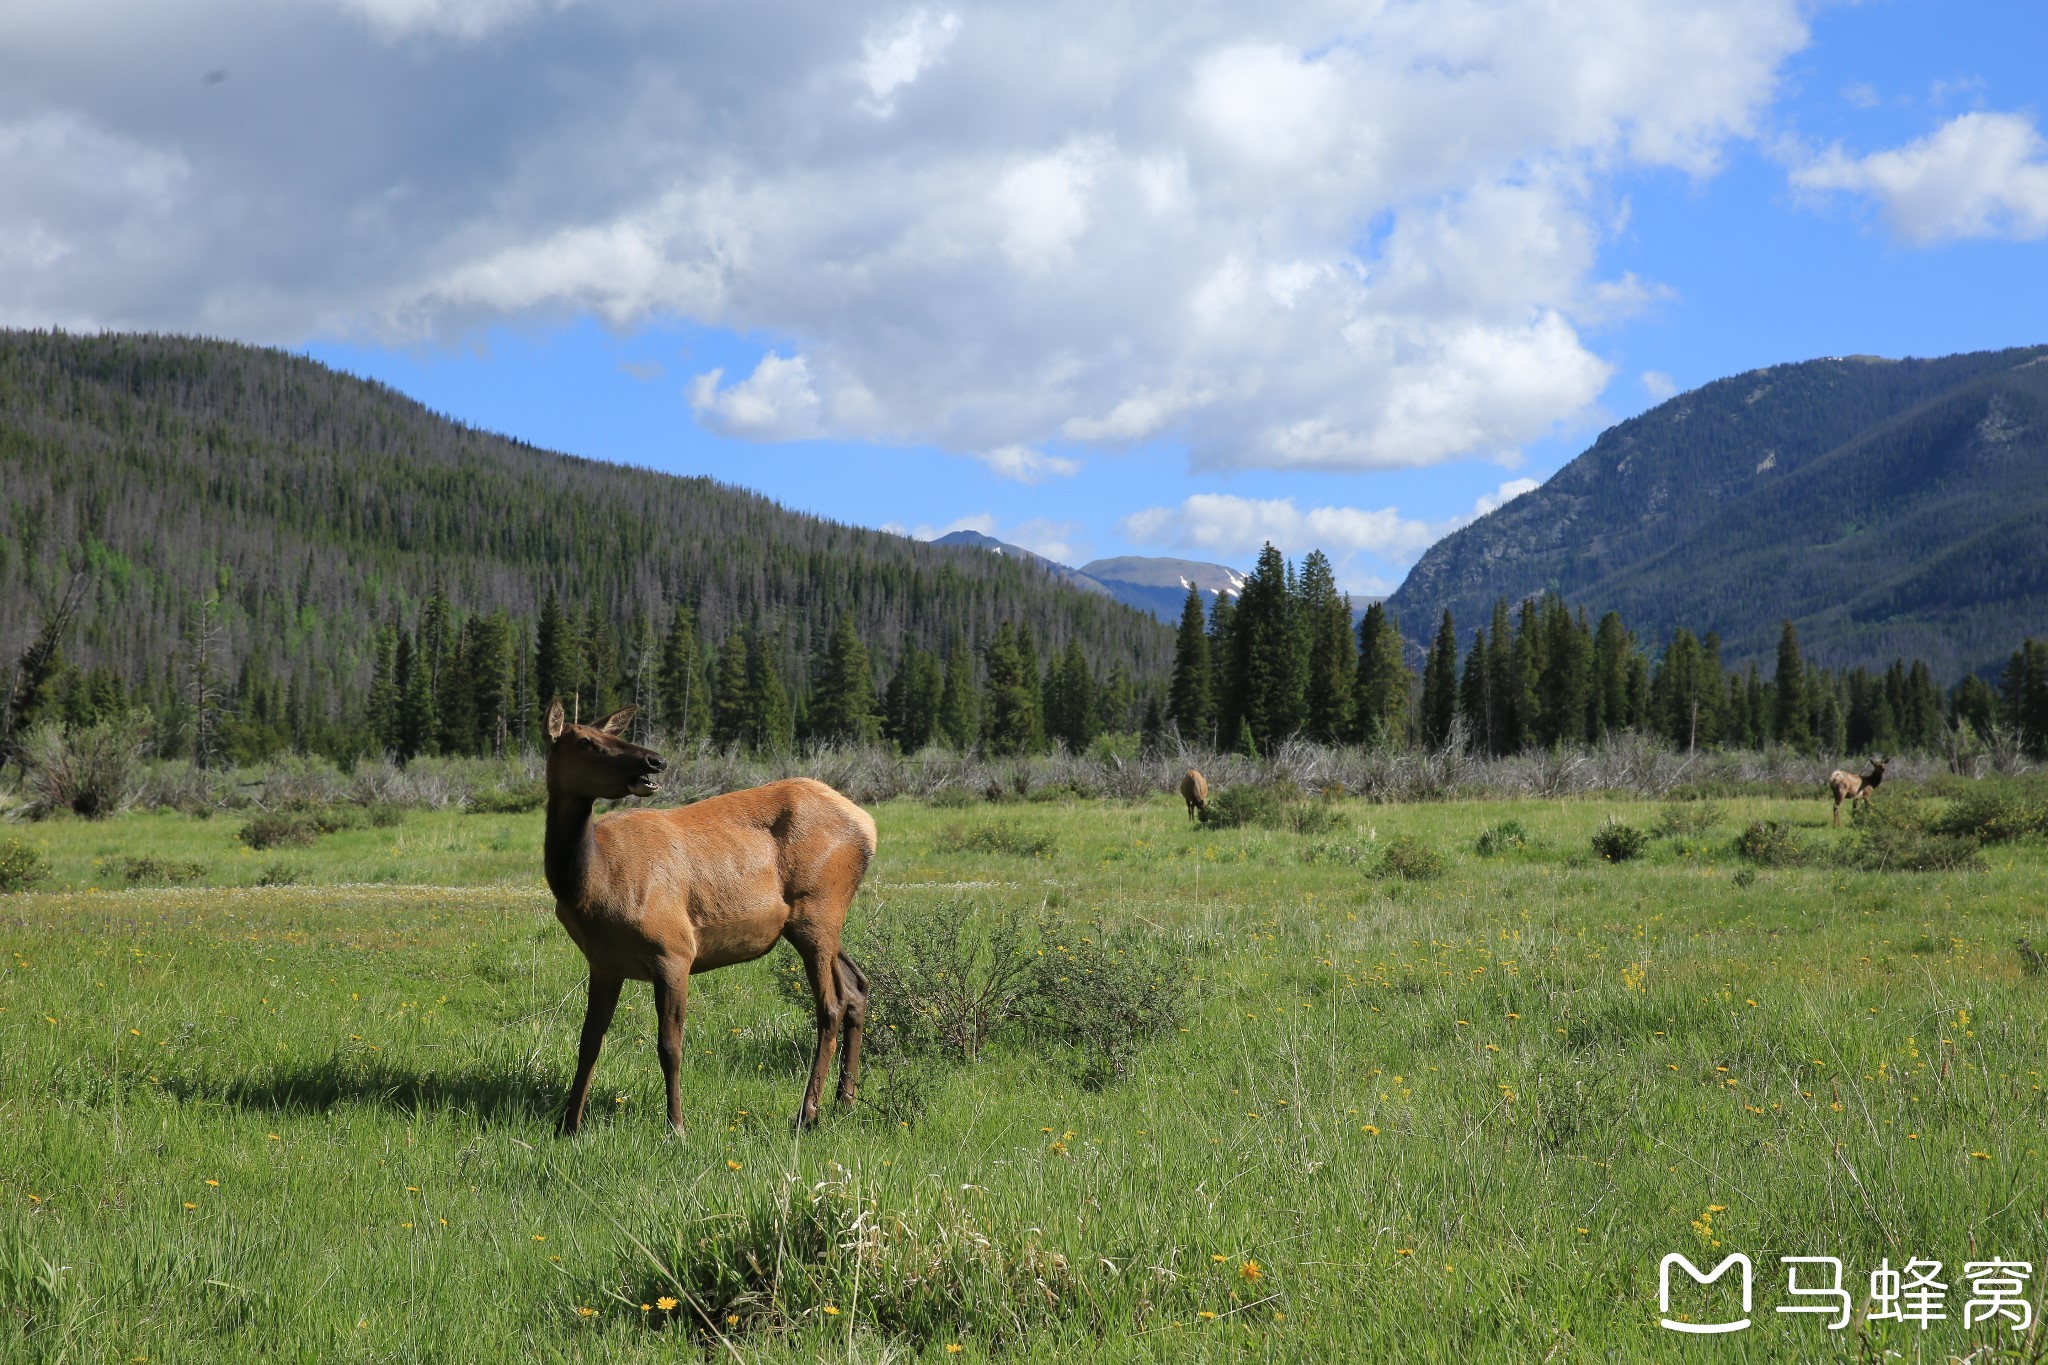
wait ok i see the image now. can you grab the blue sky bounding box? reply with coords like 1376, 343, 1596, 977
7, 0, 2047, 595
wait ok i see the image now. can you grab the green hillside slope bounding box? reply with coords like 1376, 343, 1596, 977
0, 329, 1170, 742
1387, 345, 2048, 677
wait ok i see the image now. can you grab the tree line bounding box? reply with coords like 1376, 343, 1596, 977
1164, 543, 2048, 760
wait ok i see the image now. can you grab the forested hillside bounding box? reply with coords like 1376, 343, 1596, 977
0, 329, 1169, 763
1388, 345, 2048, 678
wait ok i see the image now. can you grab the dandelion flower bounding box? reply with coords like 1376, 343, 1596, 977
823, 1304, 840, 1316
205, 1179, 219, 1187
726, 1314, 739, 1326
577, 1306, 597, 1317
1240, 1261, 1262, 1282
533, 1235, 547, 1242
948, 1346, 964, 1355
1212, 1254, 1228, 1262
727, 1160, 743, 1171
183, 1202, 197, 1210
1361, 1125, 1380, 1135
640, 1304, 651, 1312
1197, 1311, 1218, 1320
1395, 1248, 1414, 1257
1971, 1151, 1992, 1160
657, 1297, 679, 1311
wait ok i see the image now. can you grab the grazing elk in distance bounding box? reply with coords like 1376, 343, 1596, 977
1828, 757, 1889, 826
1179, 768, 1210, 823
541, 699, 876, 1135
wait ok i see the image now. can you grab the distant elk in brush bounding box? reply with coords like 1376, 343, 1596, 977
1828, 757, 1889, 826
540, 699, 876, 1136
1179, 769, 1210, 823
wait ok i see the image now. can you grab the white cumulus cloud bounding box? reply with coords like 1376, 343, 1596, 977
975, 445, 1080, 482
0, 0, 1811, 472
1792, 111, 2048, 243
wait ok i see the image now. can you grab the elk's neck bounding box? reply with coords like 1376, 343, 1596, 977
543, 791, 599, 905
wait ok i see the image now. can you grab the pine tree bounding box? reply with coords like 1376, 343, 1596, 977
467, 611, 516, 755
1458, 627, 1490, 753
884, 647, 945, 753
742, 628, 794, 755
1485, 599, 1516, 755
938, 644, 980, 751
1352, 602, 1409, 747
533, 586, 572, 738
658, 603, 711, 745
1167, 585, 1212, 742
710, 626, 751, 750
1206, 592, 1238, 747
810, 616, 882, 745
1773, 619, 1811, 750
1231, 542, 1304, 752
394, 629, 434, 763
982, 621, 1041, 756
366, 621, 399, 756
1419, 609, 1459, 749
1592, 611, 1632, 741
1046, 638, 1097, 751
1298, 550, 1354, 743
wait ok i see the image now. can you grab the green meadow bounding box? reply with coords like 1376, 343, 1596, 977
3, 792, 2045, 1361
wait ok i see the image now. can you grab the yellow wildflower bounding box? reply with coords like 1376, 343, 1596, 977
657, 1296, 679, 1311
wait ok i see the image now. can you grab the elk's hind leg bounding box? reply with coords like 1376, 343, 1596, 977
787, 936, 845, 1130
834, 951, 869, 1110
559, 972, 622, 1137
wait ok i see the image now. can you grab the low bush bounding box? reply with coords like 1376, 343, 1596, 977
238, 812, 317, 850
933, 823, 1057, 858
1200, 784, 1284, 829
467, 782, 546, 815
1653, 802, 1723, 839
1284, 801, 1346, 836
1299, 841, 1373, 867
0, 839, 50, 893
100, 855, 208, 886
1375, 834, 1446, 880
363, 802, 405, 828
1474, 819, 1530, 856
1734, 820, 1807, 867
1932, 778, 2048, 844
1842, 800, 1983, 872
256, 861, 306, 887
1590, 819, 1649, 863
17, 716, 151, 819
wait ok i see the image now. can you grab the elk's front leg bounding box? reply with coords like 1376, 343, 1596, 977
559, 972, 622, 1137
652, 962, 692, 1135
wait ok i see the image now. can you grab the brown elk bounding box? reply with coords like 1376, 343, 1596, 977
1178, 768, 1209, 823
541, 699, 876, 1135
1828, 757, 1888, 826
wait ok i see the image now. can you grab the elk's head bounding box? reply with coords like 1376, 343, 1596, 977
1866, 757, 1888, 789
545, 699, 666, 800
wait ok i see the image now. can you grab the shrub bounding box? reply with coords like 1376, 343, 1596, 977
468, 782, 546, 815
1932, 778, 2048, 844
1474, 819, 1530, 856
1299, 841, 1373, 867
238, 812, 317, 850
99, 856, 208, 886
256, 861, 306, 887
1284, 801, 1345, 836
1590, 819, 1649, 863
363, 802, 405, 828
1375, 834, 1446, 880
923, 785, 982, 809
1201, 784, 1285, 830
1653, 802, 1723, 839
1734, 820, 1807, 867
826, 901, 1187, 1098
1843, 800, 1983, 872
17, 716, 151, 819
933, 823, 1057, 858
0, 839, 50, 893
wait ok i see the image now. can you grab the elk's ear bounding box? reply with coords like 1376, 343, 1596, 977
598, 705, 637, 737
545, 696, 566, 742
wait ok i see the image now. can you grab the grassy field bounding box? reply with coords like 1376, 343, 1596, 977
3, 790, 2045, 1361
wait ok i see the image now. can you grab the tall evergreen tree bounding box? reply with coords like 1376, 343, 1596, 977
1230, 542, 1304, 751
1206, 591, 1238, 747
658, 603, 711, 745
982, 621, 1042, 756
1045, 638, 1098, 751
1298, 550, 1354, 743
1457, 627, 1490, 753
1167, 585, 1212, 742
532, 586, 572, 739
741, 627, 795, 755
365, 621, 399, 757
938, 643, 980, 751
710, 626, 751, 750
1773, 619, 1811, 750
1352, 602, 1410, 748
394, 629, 434, 762
883, 647, 945, 753
1419, 609, 1459, 749
1485, 598, 1517, 755
809, 616, 882, 745
1591, 611, 1632, 741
